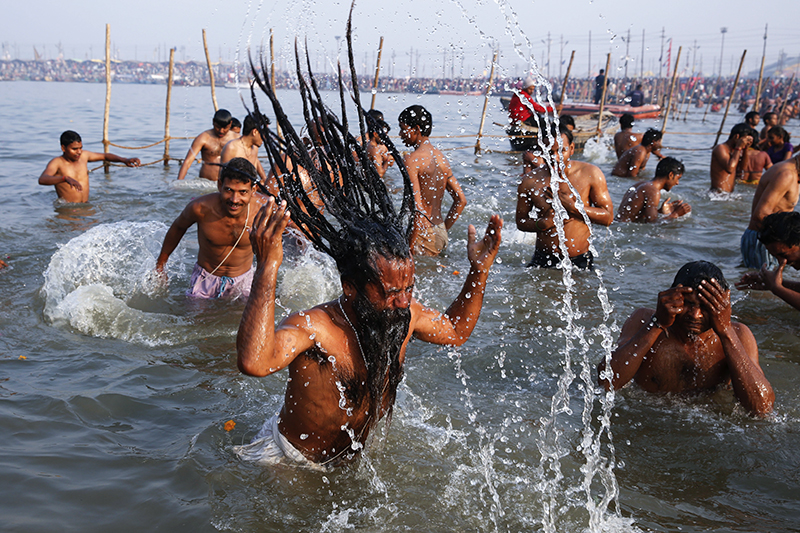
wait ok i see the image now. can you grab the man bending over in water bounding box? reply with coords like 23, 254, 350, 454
737, 211, 800, 311
156, 158, 264, 299
221, 113, 269, 184
38, 130, 140, 203
399, 105, 467, 256
611, 128, 663, 178
598, 261, 774, 416
741, 152, 800, 268
176, 109, 238, 181
234, 44, 502, 466
710, 123, 753, 193
616, 157, 691, 223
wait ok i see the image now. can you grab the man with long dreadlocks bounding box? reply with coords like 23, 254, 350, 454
233, 24, 502, 467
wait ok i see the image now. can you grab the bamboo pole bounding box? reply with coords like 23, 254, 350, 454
163, 47, 175, 166
702, 74, 722, 123
474, 50, 498, 155
270, 29, 281, 140
661, 46, 682, 134
559, 50, 575, 107
676, 69, 693, 119
202, 29, 218, 111
754, 55, 766, 112
778, 73, 796, 123
713, 49, 747, 146
370, 36, 384, 110
681, 79, 699, 121
102, 24, 111, 173
596, 53, 611, 135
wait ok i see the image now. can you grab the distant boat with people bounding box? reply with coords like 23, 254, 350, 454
500, 96, 661, 120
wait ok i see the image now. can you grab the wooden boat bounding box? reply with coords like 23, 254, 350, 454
499, 111, 618, 152
500, 96, 661, 120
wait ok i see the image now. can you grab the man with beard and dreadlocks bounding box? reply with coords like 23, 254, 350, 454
233, 25, 502, 467
597, 261, 774, 416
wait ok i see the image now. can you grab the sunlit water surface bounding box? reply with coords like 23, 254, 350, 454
1, 80, 799, 532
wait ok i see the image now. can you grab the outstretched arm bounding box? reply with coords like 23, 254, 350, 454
177, 135, 205, 180
736, 260, 800, 311
156, 203, 199, 272
413, 215, 502, 346
86, 151, 140, 167
236, 199, 311, 377
697, 279, 774, 415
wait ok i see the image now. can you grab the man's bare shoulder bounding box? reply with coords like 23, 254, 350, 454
518, 168, 550, 191
572, 160, 606, 180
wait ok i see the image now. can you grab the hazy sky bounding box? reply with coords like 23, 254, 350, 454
3, 0, 799, 78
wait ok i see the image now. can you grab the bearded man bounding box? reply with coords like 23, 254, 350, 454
233, 27, 502, 466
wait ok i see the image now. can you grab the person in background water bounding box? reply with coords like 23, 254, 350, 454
399, 105, 467, 257
38, 130, 140, 203
176, 109, 238, 181
612, 128, 663, 178
745, 111, 760, 130
516, 124, 595, 270
594, 69, 606, 104
598, 260, 774, 417
739, 128, 772, 185
758, 112, 779, 146
614, 114, 642, 158
709, 123, 753, 193
361, 109, 395, 180
765, 126, 794, 164
628, 84, 645, 107
230, 117, 242, 135
221, 113, 269, 184
737, 211, 800, 311
156, 158, 264, 299
616, 157, 691, 223
741, 153, 800, 268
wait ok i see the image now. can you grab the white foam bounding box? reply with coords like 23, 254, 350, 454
278, 243, 340, 314
168, 178, 218, 192
582, 135, 616, 164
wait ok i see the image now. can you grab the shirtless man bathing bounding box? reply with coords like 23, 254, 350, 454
598, 260, 774, 416
616, 157, 691, 223
220, 113, 268, 184
516, 124, 611, 270
176, 109, 238, 181
399, 105, 467, 256
612, 128, 663, 178
38, 130, 140, 203
710, 123, 754, 193
157, 157, 264, 299
234, 60, 502, 466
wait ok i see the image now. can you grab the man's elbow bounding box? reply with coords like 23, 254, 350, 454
237, 357, 268, 377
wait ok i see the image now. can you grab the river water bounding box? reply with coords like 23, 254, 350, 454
1, 79, 799, 532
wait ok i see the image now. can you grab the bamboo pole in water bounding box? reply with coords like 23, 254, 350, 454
702, 74, 722, 123
163, 47, 175, 166
778, 73, 796, 123
596, 53, 611, 135
754, 54, 766, 112
103, 24, 111, 173
713, 50, 747, 146
474, 50, 498, 155
203, 29, 218, 111
370, 37, 384, 110
559, 50, 575, 107
661, 46, 682, 134
270, 29, 282, 140
682, 79, 700, 121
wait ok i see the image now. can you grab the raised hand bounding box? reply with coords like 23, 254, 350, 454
654, 285, 693, 329
467, 214, 503, 274
735, 271, 766, 291
249, 198, 290, 270
760, 259, 786, 292
697, 278, 732, 334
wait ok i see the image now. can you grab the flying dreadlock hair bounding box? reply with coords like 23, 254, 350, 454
246, 5, 417, 436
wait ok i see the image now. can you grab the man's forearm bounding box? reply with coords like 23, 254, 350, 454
443, 264, 491, 345
237, 265, 279, 376
718, 327, 774, 415
771, 283, 800, 311
599, 318, 663, 390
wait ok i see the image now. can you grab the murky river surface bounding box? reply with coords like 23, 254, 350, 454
1, 80, 799, 532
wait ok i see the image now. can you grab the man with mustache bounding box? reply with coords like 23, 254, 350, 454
234, 46, 503, 466
597, 261, 774, 416
156, 157, 264, 299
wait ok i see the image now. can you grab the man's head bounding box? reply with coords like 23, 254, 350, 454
728, 123, 753, 145
671, 261, 729, 336
620, 113, 635, 129
366, 109, 390, 136
217, 157, 256, 216
759, 211, 800, 269
398, 105, 432, 145
599, 69, 605, 75
763, 111, 778, 127
60, 130, 83, 161
641, 128, 663, 148
560, 114, 575, 131
230, 117, 242, 134
745, 111, 760, 127
636, 84, 642, 90
655, 157, 685, 190
242, 113, 267, 146
212, 109, 233, 137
